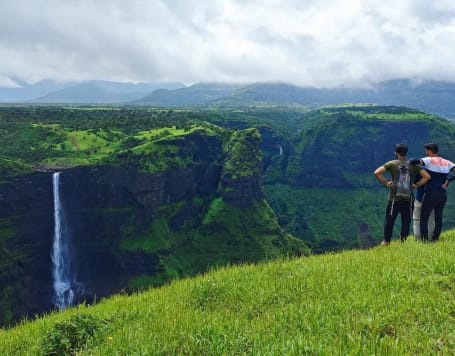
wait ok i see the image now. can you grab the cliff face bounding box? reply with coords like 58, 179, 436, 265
0, 172, 55, 322
295, 119, 432, 187
261, 115, 437, 188
0, 128, 308, 327
220, 128, 263, 207
57, 163, 222, 295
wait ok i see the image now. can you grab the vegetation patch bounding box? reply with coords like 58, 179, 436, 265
0, 107, 224, 174
119, 196, 308, 290
40, 313, 109, 356
264, 184, 403, 252
223, 128, 262, 179
0, 157, 33, 178
120, 218, 173, 253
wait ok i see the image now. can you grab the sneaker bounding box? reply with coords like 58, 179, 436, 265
381, 240, 390, 246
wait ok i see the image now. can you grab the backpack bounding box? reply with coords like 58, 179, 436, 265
394, 160, 413, 199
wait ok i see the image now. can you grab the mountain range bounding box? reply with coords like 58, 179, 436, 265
0, 79, 185, 103
2, 79, 455, 120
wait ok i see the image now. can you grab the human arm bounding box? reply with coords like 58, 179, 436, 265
374, 166, 394, 188
411, 169, 431, 189
444, 166, 455, 187
450, 166, 455, 181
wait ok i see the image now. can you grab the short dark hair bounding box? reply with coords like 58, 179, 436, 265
424, 143, 439, 153
394, 143, 408, 155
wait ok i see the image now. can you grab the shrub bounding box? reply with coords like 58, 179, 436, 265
41, 313, 108, 356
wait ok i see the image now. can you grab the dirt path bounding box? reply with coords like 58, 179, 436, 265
70, 136, 80, 150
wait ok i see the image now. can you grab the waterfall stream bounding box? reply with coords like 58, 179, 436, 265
51, 172, 75, 309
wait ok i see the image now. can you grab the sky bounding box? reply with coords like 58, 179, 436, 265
2, 0, 455, 88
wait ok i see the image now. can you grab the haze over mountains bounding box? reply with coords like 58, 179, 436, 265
2, 79, 455, 120
0, 80, 185, 103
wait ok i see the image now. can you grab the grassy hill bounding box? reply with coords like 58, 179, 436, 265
1, 230, 454, 355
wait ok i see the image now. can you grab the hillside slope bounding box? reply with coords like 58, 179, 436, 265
1, 230, 454, 355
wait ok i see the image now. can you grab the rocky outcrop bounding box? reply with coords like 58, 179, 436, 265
219, 174, 262, 207
220, 128, 263, 207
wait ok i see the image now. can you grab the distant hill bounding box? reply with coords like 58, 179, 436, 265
0, 79, 70, 102
34, 80, 185, 103
134, 79, 455, 120
3, 79, 455, 120
0, 80, 185, 103
33, 82, 131, 103
132, 82, 242, 106
212, 80, 455, 119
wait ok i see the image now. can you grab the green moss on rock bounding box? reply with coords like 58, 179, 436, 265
223, 128, 262, 179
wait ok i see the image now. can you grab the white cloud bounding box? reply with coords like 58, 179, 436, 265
1, 0, 455, 87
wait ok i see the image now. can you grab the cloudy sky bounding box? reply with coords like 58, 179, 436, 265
2, 0, 455, 87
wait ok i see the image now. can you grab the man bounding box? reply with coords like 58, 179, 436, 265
412, 172, 435, 240
411, 143, 455, 242
374, 143, 430, 246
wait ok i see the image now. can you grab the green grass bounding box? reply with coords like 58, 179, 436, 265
1, 230, 454, 355
1, 118, 221, 173
347, 110, 435, 122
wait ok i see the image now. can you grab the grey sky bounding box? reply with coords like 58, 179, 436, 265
1, 0, 455, 87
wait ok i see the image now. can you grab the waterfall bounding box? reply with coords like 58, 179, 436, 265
51, 172, 75, 310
